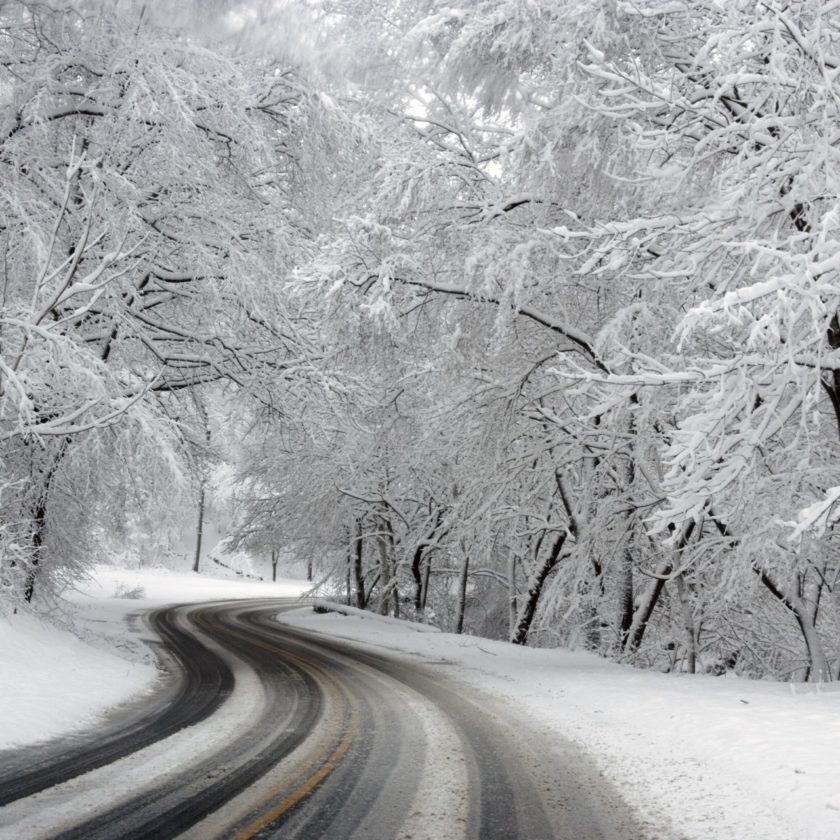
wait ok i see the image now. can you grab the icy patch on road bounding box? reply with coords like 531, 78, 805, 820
278, 607, 840, 840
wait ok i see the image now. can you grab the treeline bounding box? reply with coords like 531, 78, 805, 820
3, 1, 840, 682
235, 0, 840, 683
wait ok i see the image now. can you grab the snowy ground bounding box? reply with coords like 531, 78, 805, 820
2, 568, 838, 840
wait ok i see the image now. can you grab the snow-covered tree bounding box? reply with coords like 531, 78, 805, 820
0, 1, 328, 606
283, 0, 840, 679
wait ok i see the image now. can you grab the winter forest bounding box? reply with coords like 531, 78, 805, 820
3, 0, 840, 684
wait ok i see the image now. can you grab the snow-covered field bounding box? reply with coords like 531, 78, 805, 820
2, 567, 838, 840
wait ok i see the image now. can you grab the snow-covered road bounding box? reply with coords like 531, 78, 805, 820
1, 567, 839, 839
0, 599, 644, 839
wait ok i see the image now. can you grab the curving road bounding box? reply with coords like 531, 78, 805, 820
0, 600, 648, 839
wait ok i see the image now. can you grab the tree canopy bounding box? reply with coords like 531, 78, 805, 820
3, 0, 840, 683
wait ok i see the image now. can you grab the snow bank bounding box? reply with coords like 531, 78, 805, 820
77, 564, 312, 606
0, 612, 156, 750
279, 608, 840, 840
312, 598, 441, 632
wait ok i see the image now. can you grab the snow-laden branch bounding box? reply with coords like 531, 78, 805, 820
787, 487, 840, 543
0, 374, 159, 442
391, 276, 608, 372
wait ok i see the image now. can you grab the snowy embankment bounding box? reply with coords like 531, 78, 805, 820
0, 612, 155, 750
0, 565, 309, 751
280, 603, 840, 840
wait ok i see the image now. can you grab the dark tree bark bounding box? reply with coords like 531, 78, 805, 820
624, 521, 696, 653
375, 511, 396, 616
192, 398, 211, 574
420, 555, 431, 612
508, 554, 518, 639
411, 542, 425, 612
24, 498, 47, 603
511, 531, 567, 645
353, 518, 366, 609
624, 562, 670, 653
411, 511, 445, 612
23, 437, 71, 604
757, 568, 832, 682
192, 482, 205, 574
454, 549, 469, 634
710, 512, 833, 682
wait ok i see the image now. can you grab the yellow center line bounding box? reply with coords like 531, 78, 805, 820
189, 607, 359, 839
231, 707, 358, 840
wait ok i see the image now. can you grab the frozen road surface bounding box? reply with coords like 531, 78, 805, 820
0, 600, 646, 839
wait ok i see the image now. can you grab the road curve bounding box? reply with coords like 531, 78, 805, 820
0, 606, 235, 807
0, 600, 649, 840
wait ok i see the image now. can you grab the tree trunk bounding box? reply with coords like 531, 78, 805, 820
617, 543, 635, 645
674, 573, 696, 674
411, 543, 425, 612
192, 397, 211, 576
617, 450, 636, 644
24, 498, 47, 604
625, 560, 671, 653
23, 438, 71, 604
792, 604, 832, 683
353, 519, 366, 609
455, 550, 469, 634
709, 511, 833, 682
376, 513, 393, 616
271, 548, 278, 583
803, 571, 823, 628
511, 531, 567, 645
754, 563, 832, 682
411, 511, 445, 613
420, 555, 431, 612
345, 550, 352, 606
584, 604, 602, 652
832, 586, 840, 680
508, 554, 518, 640
822, 314, 840, 439
625, 521, 696, 654
192, 481, 205, 573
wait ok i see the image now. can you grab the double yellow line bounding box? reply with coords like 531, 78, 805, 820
192, 608, 359, 839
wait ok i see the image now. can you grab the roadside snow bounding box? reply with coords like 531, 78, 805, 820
0, 565, 309, 751
278, 605, 840, 840
0, 613, 155, 750
78, 565, 310, 606
312, 598, 441, 632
